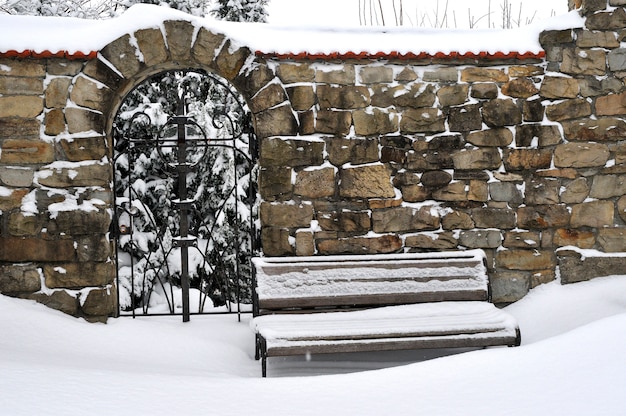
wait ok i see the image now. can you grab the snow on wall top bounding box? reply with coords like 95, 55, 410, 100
0, 4, 584, 60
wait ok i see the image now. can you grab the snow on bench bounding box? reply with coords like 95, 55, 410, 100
251, 250, 521, 377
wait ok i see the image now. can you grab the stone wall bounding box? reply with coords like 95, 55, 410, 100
1, 0, 626, 319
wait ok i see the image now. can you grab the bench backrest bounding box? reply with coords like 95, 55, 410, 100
253, 250, 489, 315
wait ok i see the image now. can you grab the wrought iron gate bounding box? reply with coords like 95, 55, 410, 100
112, 70, 257, 321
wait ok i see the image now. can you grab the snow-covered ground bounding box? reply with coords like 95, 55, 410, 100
1, 275, 625, 415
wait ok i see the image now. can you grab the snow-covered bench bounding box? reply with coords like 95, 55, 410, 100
251, 249, 520, 377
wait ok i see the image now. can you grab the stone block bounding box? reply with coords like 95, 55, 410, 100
558, 249, 626, 284
0, 96, 43, 118
295, 230, 315, 256
405, 232, 458, 250
432, 181, 468, 201
0, 188, 29, 211
400, 184, 430, 202
496, 249, 556, 271
522, 98, 545, 122
590, 174, 626, 198
315, 110, 352, 135
59, 136, 108, 162
8, 211, 44, 236
459, 229, 502, 248
597, 228, 626, 252
442, 210, 474, 229
517, 205, 570, 229
318, 85, 370, 109
318, 210, 371, 233
395, 67, 418, 82
48, 208, 111, 235
0, 166, 34, 187
561, 48, 606, 76
0, 58, 46, 77
294, 167, 336, 199
490, 182, 523, 205
0, 118, 39, 140
286, 85, 316, 111
339, 164, 395, 198
81, 58, 123, 90
585, 7, 626, 30
467, 128, 513, 147
470, 83, 498, 99
448, 104, 482, 132
260, 137, 324, 168
255, 104, 298, 138
436, 84, 469, 107
420, 170, 452, 188
0, 264, 41, 294
399, 108, 445, 133
554, 142, 610, 168
277, 63, 315, 83
577, 30, 619, 48
260, 202, 313, 228
215, 40, 250, 81
44, 108, 65, 136
353, 108, 398, 136
423, 68, 457, 82
539, 29, 574, 47
540, 76, 579, 99
471, 207, 516, 229
570, 200, 615, 228
553, 228, 595, 248
29, 290, 78, 316
503, 231, 541, 248
261, 227, 293, 256
44, 262, 114, 289
525, 178, 560, 205
359, 66, 393, 84
515, 124, 562, 147
460, 68, 508, 83
501, 78, 538, 98
372, 206, 439, 233
394, 84, 436, 108
259, 166, 292, 200
0, 237, 75, 262
70, 75, 112, 113
596, 91, 626, 116
452, 148, 502, 170
36, 163, 111, 188
561, 118, 626, 141
482, 99, 522, 127
317, 234, 402, 255
249, 83, 288, 114
503, 149, 553, 171
81, 286, 117, 319
192, 28, 225, 67
490, 270, 530, 304
618, 195, 626, 222
100, 34, 142, 79
65, 107, 105, 134
135, 28, 168, 66
560, 177, 590, 203
315, 65, 355, 85
163, 20, 195, 62
0, 139, 54, 164
0, 76, 43, 95
509, 66, 544, 77
325, 137, 379, 166
76, 234, 112, 262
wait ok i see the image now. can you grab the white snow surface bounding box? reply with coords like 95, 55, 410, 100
0, 4, 584, 56
1, 274, 625, 415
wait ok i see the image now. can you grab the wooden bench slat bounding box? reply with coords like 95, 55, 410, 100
258, 289, 488, 311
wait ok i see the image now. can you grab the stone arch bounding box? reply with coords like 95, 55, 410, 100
67, 18, 298, 149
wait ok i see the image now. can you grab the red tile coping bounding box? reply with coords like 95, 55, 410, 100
0, 49, 544, 61
255, 50, 546, 60
0, 49, 98, 60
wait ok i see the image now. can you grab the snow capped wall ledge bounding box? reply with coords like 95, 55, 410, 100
0, 4, 583, 60
2, 0, 626, 321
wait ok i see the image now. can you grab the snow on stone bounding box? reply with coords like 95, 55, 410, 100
0, 4, 584, 57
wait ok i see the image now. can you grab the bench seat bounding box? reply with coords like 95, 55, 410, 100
253, 301, 520, 357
